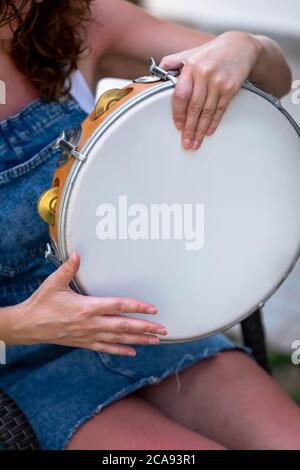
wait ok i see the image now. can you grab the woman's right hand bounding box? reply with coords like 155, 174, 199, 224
11, 252, 167, 356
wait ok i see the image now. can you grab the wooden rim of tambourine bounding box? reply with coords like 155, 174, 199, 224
51, 81, 158, 241
37, 57, 300, 268
37, 58, 179, 253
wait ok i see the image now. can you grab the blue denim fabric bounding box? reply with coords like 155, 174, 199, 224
0, 93, 252, 450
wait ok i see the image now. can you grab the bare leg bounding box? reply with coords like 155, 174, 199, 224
137, 350, 300, 450
65, 394, 226, 450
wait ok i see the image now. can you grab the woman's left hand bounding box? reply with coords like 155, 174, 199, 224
158, 31, 261, 150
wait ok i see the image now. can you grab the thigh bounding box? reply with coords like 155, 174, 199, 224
137, 350, 300, 450
65, 394, 226, 450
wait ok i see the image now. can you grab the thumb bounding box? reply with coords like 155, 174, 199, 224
50, 251, 80, 288
159, 54, 184, 72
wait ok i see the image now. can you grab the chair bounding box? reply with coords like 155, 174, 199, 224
0, 389, 40, 450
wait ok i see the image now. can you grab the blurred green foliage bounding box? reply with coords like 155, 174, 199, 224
268, 350, 293, 368
268, 349, 300, 405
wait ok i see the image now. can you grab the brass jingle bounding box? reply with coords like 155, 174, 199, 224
37, 187, 59, 225
95, 88, 132, 119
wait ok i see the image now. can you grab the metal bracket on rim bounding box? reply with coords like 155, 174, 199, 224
45, 242, 62, 268
244, 79, 281, 109
133, 57, 179, 85
147, 57, 179, 85
52, 131, 86, 162
45, 242, 80, 292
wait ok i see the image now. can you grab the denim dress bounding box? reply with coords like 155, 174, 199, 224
0, 93, 251, 450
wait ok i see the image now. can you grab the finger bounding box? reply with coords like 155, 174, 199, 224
172, 65, 194, 133
88, 315, 168, 336
192, 87, 219, 150
88, 297, 158, 316
206, 95, 231, 136
90, 331, 160, 346
182, 78, 208, 149
206, 79, 240, 136
90, 342, 137, 357
159, 53, 185, 71
48, 251, 80, 288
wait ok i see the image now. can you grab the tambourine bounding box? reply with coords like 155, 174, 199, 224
37, 57, 300, 342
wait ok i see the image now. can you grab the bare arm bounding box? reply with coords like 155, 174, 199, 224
90, 0, 292, 150
93, 0, 291, 97
0, 254, 166, 354
0, 306, 15, 345
248, 34, 292, 97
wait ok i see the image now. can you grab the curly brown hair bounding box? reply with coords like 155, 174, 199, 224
0, 0, 94, 100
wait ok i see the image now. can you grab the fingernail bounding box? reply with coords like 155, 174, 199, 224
157, 328, 168, 335
128, 350, 136, 356
148, 337, 160, 344
207, 128, 215, 136
147, 307, 157, 314
183, 139, 192, 149
175, 121, 183, 130
192, 138, 203, 150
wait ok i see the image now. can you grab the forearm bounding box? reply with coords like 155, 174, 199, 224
95, 0, 214, 79
0, 300, 46, 347
0, 305, 18, 346
102, 29, 291, 99
248, 34, 292, 98
94, 1, 292, 98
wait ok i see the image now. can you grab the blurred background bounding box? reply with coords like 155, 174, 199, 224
111, 1, 300, 400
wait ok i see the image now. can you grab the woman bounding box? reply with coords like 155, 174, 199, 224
0, 0, 299, 451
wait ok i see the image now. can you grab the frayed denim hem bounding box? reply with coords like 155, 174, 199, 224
63, 343, 251, 450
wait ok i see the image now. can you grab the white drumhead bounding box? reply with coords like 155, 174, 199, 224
62, 86, 300, 341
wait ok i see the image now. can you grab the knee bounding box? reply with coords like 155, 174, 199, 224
192, 349, 257, 383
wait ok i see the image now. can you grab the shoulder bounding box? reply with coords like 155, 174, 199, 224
77, 0, 155, 88
84, 0, 145, 56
